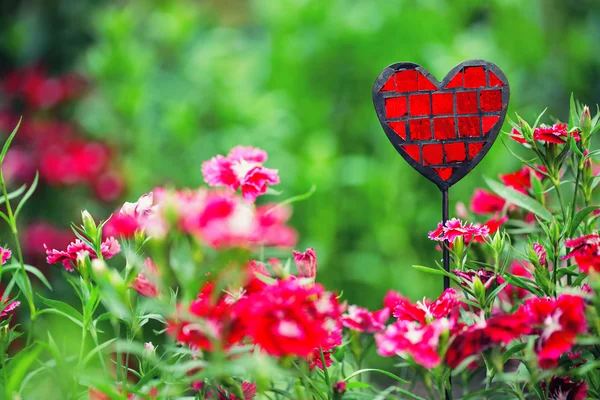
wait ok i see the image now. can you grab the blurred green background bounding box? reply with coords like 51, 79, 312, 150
2, 0, 600, 307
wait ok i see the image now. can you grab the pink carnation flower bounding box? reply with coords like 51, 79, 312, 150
0, 247, 11, 265
131, 258, 160, 297
45, 237, 120, 271
428, 218, 489, 243
342, 305, 389, 332
201, 146, 279, 202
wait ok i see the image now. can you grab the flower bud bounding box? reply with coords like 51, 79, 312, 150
91, 258, 107, 276
144, 342, 155, 353
580, 105, 592, 136
473, 276, 486, 305
81, 210, 97, 238
76, 250, 90, 271
333, 381, 347, 395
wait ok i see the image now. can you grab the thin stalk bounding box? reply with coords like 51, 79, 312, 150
0, 170, 36, 344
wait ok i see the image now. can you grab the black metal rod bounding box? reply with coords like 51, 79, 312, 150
442, 188, 451, 400
442, 188, 450, 290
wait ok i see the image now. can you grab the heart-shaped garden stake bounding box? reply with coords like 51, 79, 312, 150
372, 59, 509, 190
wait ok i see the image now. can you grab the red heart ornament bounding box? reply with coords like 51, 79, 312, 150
372, 60, 509, 190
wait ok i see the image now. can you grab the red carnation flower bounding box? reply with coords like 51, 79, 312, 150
45, 237, 120, 271
499, 165, 546, 194
534, 123, 580, 144
470, 189, 507, 215
563, 234, 600, 273
393, 288, 458, 325
428, 218, 489, 243
293, 248, 317, 279
519, 295, 587, 367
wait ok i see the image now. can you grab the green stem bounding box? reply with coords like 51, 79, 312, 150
0, 171, 36, 344
552, 179, 567, 222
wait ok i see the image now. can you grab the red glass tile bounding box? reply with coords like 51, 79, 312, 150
456, 91, 478, 114
409, 118, 432, 140
444, 142, 466, 163
380, 75, 395, 92
468, 142, 485, 159
434, 167, 453, 181
445, 71, 463, 89
385, 96, 407, 118
464, 66, 486, 88
482, 115, 500, 135
409, 94, 431, 116
489, 71, 504, 87
458, 116, 480, 138
433, 117, 456, 140
388, 122, 406, 140
401, 144, 420, 163
480, 90, 502, 112
417, 72, 437, 91
432, 92, 453, 115
422, 143, 444, 165
395, 70, 418, 92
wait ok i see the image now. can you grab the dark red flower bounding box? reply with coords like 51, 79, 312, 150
541, 376, 587, 400
445, 311, 530, 368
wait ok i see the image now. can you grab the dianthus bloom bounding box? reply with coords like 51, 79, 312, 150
469, 189, 507, 215
103, 192, 160, 238
510, 123, 580, 145
342, 305, 389, 333
167, 281, 247, 351
202, 146, 279, 202
445, 311, 531, 368
45, 237, 120, 271
428, 218, 489, 243
243, 279, 341, 358
499, 165, 546, 194
519, 295, 587, 367
562, 234, 600, 273
453, 268, 505, 293
131, 258, 160, 297
375, 318, 449, 368
293, 248, 317, 278
541, 377, 587, 400
0, 297, 19, 319
533, 242, 547, 266
393, 288, 458, 325
533, 123, 580, 144
0, 247, 11, 265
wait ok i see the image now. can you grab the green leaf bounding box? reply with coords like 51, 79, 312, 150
14, 172, 39, 220
83, 338, 117, 367
569, 205, 600, 236
0, 184, 26, 204
6, 345, 41, 398
346, 382, 370, 390
38, 294, 83, 325
0, 117, 21, 165
411, 264, 445, 276
3, 264, 52, 290
502, 343, 527, 363
485, 178, 552, 221
343, 368, 408, 384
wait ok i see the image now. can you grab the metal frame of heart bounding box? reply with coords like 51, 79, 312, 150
372, 59, 510, 191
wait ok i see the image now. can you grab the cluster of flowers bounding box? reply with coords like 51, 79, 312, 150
0, 65, 123, 200
30, 108, 600, 399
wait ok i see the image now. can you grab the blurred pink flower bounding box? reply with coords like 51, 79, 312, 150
0, 247, 11, 265
131, 258, 160, 297
342, 305, 389, 332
